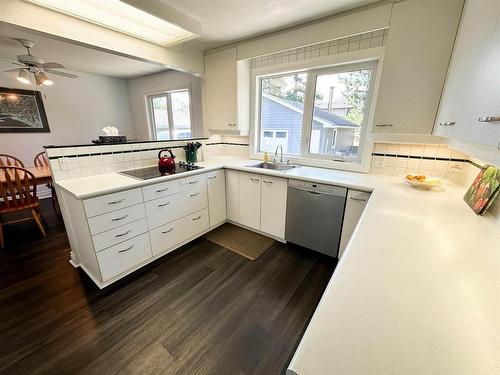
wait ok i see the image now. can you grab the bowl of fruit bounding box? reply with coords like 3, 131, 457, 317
403, 175, 441, 190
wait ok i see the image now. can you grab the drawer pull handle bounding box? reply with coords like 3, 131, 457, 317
263, 180, 273, 184
189, 180, 199, 184
108, 199, 124, 205
439, 121, 455, 126
192, 215, 202, 221
350, 197, 368, 202
250, 178, 260, 182
115, 230, 131, 238
118, 245, 134, 253
478, 116, 500, 123
156, 188, 168, 192
228, 123, 236, 127
112, 215, 128, 221
190, 192, 200, 197
162, 228, 174, 234
208, 176, 216, 180
158, 202, 171, 207
375, 124, 393, 127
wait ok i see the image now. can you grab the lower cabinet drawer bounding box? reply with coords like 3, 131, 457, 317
92, 218, 148, 252
87, 204, 146, 235
97, 233, 152, 281
149, 208, 209, 256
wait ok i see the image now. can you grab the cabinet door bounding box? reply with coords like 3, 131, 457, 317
436, 0, 500, 145
204, 47, 237, 131
373, 0, 462, 134
339, 190, 371, 258
207, 170, 227, 227
238, 172, 261, 230
260, 175, 287, 239
226, 170, 240, 222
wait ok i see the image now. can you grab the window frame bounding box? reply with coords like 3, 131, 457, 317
147, 87, 193, 140
249, 47, 384, 172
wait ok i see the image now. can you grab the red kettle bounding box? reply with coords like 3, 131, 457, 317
158, 149, 176, 174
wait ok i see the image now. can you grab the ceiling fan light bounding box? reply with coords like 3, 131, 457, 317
16, 69, 31, 84
39, 72, 54, 86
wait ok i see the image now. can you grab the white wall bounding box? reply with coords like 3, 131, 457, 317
0, 60, 134, 167
127, 70, 203, 140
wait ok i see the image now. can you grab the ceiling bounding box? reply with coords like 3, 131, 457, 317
0, 22, 167, 79
160, 0, 384, 49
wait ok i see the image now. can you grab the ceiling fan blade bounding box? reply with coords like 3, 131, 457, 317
42, 62, 65, 69
4, 68, 21, 72
46, 69, 78, 79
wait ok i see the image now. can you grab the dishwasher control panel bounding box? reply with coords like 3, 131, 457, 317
288, 179, 346, 196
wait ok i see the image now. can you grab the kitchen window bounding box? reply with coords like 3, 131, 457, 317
148, 89, 192, 140
254, 60, 377, 168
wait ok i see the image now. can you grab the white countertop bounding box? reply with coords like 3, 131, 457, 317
56, 158, 500, 374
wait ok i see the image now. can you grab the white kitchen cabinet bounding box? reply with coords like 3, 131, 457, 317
260, 175, 287, 239
238, 172, 262, 230
207, 170, 227, 227
373, 0, 463, 134
339, 190, 371, 258
434, 0, 500, 149
226, 169, 240, 222
204, 47, 237, 132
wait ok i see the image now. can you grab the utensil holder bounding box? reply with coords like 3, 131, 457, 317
185, 149, 197, 163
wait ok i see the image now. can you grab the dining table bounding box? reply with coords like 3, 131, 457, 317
0, 166, 52, 187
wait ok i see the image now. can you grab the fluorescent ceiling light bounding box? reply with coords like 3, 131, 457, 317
25, 0, 197, 46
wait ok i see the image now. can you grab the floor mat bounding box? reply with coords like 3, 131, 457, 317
204, 223, 276, 260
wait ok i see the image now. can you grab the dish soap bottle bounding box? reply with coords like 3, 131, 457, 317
263, 152, 269, 163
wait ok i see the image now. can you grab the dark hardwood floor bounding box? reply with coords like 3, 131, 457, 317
0, 199, 336, 375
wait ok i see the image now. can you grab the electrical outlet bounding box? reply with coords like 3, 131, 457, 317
373, 156, 385, 168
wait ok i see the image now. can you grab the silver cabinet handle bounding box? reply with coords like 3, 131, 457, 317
162, 228, 173, 234
439, 121, 455, 126
228, 123, 236, 127
190, 192, 199, 197
375, 124, 393, 127
350, 197, 368, 202
115, 230, 131, 238
478, 116, 500, 123
263, 180, 273, 184
192, 215, 201, 221
118, 245, 134, 253
250, 177, 260, 182
112, 215, 128, 221
155, 188, 168, 192
158, 202, 170, 207
108, 199, 124, 205
189, 180, 199, 184
207, 176, 216, 180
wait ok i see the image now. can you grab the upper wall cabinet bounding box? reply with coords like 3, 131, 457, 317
204, 47, 250, 135
373, 0, 463, 134
434, 0, 500, 150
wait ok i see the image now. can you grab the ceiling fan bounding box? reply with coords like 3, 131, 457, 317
3, 38, 78, 86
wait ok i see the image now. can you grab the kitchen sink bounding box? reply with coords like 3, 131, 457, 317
247, 162, 300, 171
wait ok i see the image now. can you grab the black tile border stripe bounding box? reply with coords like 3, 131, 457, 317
47, 142, 250, 160
371, 152, 468, 163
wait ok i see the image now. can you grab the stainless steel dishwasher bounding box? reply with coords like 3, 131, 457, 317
285, 180, 347, 257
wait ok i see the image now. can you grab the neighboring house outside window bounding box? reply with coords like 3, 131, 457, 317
148, 89, 192, 140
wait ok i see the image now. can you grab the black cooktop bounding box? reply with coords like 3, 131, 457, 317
119, 162, 203, 180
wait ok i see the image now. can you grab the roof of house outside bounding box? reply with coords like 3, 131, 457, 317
263, 94, 359, 128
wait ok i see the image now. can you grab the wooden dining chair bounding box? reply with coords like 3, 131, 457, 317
0, 154, 25, 168
0, 166, 47, 248
33, 151, 48, 167
34, 151, 59, 212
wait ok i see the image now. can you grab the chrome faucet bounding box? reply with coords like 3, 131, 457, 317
274, 145, 283, 163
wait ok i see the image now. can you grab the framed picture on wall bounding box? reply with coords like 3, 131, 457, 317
0, 87, 50, 133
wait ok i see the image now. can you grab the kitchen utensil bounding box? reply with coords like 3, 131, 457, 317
158, 149, 176, 174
